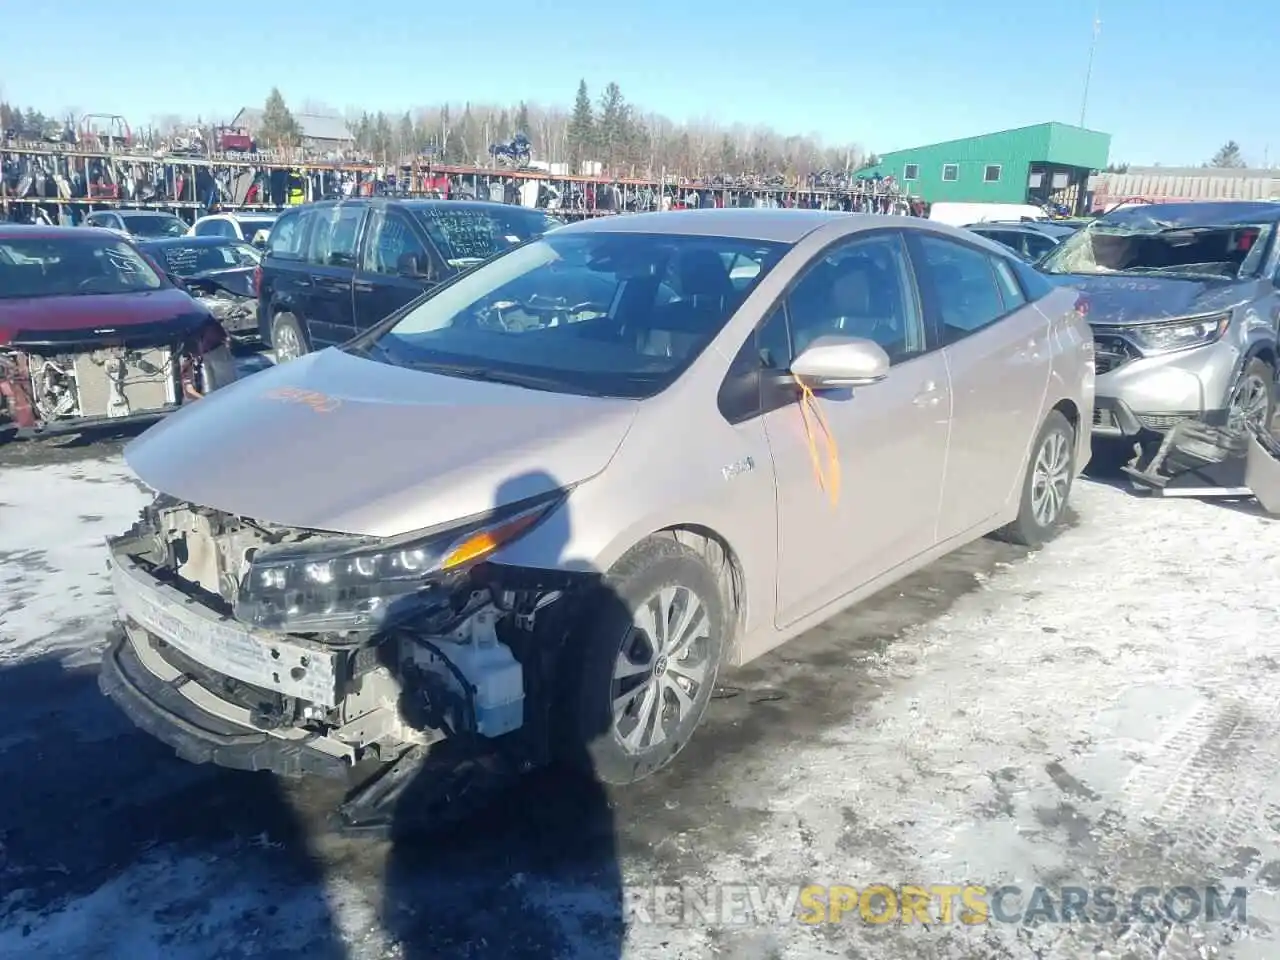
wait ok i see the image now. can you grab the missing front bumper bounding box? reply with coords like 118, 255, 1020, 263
99, 625, 352, 778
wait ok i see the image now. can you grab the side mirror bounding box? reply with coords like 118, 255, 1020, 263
397, 252, 431, 279
790, 336, 890, 388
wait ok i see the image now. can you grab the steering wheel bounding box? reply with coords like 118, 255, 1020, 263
77, 276, 114, 293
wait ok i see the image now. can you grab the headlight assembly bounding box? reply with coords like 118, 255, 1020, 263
234, 495, 562, 633
1116, 312, 1231, 357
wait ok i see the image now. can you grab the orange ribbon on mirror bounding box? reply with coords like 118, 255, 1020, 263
793, 373, 841, 508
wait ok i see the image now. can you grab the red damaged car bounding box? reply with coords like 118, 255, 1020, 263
0, 224, 237, 441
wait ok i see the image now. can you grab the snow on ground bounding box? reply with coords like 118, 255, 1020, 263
0, 459, 151, 668
2, 454, 1279, 959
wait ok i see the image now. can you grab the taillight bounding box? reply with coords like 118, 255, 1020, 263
1073, 294, 1090, 318
253, 265, 262, 297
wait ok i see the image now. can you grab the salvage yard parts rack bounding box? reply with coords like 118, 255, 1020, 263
1, 143, 916, 225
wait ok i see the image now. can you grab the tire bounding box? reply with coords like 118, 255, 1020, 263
270, 312, 309, 364
993, 410, 1076, 548
557, 536, 727, 786
1228, 358, 1275, 432
199, 344, 237, 393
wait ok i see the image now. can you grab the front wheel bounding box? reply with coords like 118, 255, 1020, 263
558, 536, 726, 786
1228, 358, 1275, 432
198, 344, 237, 393
993, 410, 1076, 548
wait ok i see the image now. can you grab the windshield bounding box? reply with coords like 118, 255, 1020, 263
0, 234, 165, 299
411, 205, 563, 268
144, 240, 260, 276
239, 219, 275, 241
122, 214, 188, 238
361, 231, 787, 399
1039, 217, 1273, 280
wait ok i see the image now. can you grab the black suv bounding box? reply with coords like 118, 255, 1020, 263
256, 198, 562, 360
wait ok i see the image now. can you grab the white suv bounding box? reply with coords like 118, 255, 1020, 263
189, 213, 278, 247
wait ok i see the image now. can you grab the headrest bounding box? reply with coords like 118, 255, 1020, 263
677, 248, 734, 299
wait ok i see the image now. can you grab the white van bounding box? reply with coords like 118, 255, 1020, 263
928, 202, 1048, 227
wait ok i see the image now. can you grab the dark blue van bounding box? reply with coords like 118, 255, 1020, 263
256, 198, 562, 361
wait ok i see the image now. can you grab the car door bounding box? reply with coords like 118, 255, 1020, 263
908, 233, 1052, 542
300, 204, 366, 348
754, 230, 951, 628
352, 207, 441, 328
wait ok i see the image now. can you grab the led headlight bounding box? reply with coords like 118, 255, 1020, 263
1118, 313, 1231, 357
234, 495, 561, 633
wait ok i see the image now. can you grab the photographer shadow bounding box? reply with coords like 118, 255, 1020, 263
380, 468, 626, 959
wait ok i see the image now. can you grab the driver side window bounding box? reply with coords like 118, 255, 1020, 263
784, 232, 926, 365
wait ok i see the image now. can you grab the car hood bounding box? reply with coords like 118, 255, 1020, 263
1043, 273, 1254, 325
0, 288, 207, 345
124, 347, 640, 538
184, 267, 255, 299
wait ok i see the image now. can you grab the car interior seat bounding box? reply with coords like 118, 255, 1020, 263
636, 248, 737, 358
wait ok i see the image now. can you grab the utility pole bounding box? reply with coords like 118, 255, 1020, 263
1079, 0, 1102, 127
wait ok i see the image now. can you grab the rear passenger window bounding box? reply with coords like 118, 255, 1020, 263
1022, 232, 1057, 261
266, 211, 305, 260
918, 236, 1007, 343
991, 258, 1027, 308
307, 206, 363, 268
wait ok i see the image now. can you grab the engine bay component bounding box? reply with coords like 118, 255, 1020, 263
21, 347, 175, 423
187, 282, 258, 336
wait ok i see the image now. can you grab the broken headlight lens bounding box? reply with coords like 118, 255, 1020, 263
234, 496, 561, 633
1119, 313, 1231, 357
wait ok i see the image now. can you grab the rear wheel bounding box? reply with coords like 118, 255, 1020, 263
271, 313, 308, 364
993, 410, 1076, 548
558, 536, 726, 786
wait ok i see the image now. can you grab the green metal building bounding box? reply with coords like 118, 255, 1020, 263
858, 122, 1111, 213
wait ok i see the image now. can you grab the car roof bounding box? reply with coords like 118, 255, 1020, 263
114, 209, 183, 218
0, 224, 118, 240
136, 235, 244, 247
305, 198, 530, 215
1100, 200, 1280, 227
555, 208, 855, 243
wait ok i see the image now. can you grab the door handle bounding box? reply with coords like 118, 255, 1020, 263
353, 280, 374, 292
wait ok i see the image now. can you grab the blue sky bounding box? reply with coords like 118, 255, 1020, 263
2, 0, 1275, 167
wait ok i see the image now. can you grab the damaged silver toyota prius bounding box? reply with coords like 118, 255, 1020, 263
99, 209, 1092, 829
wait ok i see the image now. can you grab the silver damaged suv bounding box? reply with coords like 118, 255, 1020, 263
1038, 201, 1280, 440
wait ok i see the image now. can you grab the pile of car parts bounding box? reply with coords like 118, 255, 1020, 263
1122, 419, 1280, 514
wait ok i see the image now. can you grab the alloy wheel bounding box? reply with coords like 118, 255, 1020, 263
1229, 373, 1272, 430
1030, 430, 1071, 527
611, 585, 713, 754
274, 325, 303, 363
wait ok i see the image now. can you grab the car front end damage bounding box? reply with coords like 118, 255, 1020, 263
0, 317, 233, 438
98, 493, 587, 832
182, 273, 259, 340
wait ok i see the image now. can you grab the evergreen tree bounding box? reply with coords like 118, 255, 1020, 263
596, 82, 629, 170
396, 111, 415, 156
514, 102, 530, 135
1210, 140, 1246, 168
567, 80, 595, 168
259, 88, 300, 147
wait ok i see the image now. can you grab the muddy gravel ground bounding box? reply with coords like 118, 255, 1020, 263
2, 433, 1279, 960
